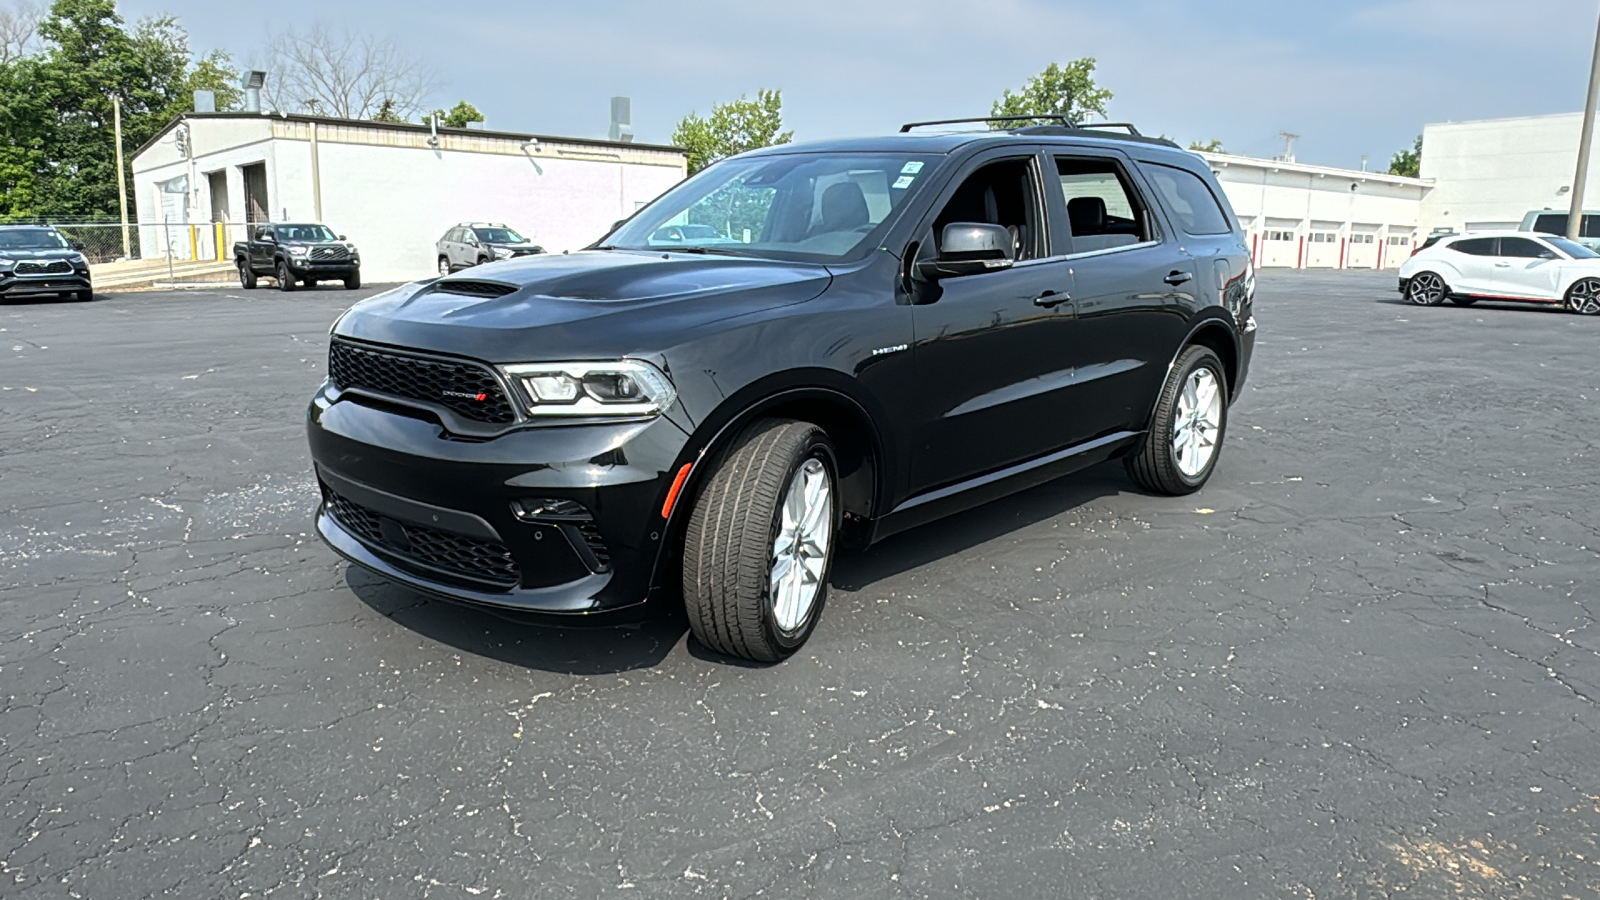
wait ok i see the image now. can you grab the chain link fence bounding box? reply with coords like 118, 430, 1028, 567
0, 216, 250, 265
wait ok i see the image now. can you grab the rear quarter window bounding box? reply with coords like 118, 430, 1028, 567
1141, 163, 1234, 235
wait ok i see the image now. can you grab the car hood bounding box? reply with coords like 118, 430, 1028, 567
281, 241, 353, 250
0, 248, 81, 261
335, 250, 833, 361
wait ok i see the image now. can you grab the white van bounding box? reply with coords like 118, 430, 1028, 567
1519, 209, 1600, 250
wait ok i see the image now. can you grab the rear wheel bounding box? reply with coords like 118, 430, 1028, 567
1406, 272, 1448, 306
238, 260, 257, 289
683, 419, 838, 663
276, 260, 295, 292
1125, 345, 1228, 496
1567, 278, 1600, 315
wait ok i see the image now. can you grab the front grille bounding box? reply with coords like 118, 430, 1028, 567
16, 260, 72, 275
324, 487, 519, 586
328, 339, 516, 425
310, 246, 350, 261
432, 280, 516, 299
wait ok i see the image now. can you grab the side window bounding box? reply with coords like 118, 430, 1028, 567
255, 226, 272, 241
1499, 237, 1548, 259
1141, 164, 1232, 235
1449, 238, 1496, 256
931, 157, 1043, 262
1054, 157, 1151, 252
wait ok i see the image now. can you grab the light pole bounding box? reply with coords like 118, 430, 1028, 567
1568, 6, 1600, 241
113, 95, 130, 259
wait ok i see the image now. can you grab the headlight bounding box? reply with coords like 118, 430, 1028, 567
288, 246, 308, 257
501, 360, 675, 417
0, 258, 14, 272
493, 247, 514, 260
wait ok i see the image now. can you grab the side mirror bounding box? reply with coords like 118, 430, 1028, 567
611, 219, 628, 233
69, 240, 85, 252
338, 234, 347, 241
915, 223, 1016, 281
1540, 250, 1560, 260
262, 233, 276, 243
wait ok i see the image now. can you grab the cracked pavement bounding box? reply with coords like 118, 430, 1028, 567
3, 270, 1599, 898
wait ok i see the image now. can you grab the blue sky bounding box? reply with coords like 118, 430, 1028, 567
124, 0, 1600, 168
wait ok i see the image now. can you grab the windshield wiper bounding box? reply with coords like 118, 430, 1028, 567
670, 246, 749, 257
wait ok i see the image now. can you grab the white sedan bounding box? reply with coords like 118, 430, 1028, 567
1398, 231, 1600, 315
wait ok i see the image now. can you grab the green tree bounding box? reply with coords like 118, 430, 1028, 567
423, 100, 484, 128
0, 0, 235, 219
990, 59, 1112, 128
670, 89, 793, 175
1388, 134, 1422, 178
1188, 139, 1225, 153
372, 98, 404, 123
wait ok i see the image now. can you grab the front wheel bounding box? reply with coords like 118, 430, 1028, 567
344, 270, 361, 290
238, 260, 257, 289
438, 257, 451, 276
1125, 345, 1228, 496
73, 289, 93, 302
1406, 272, 1448, 306
683, 419, 838, 663
1567, 278, 1600, 315
276, 260, 295, 292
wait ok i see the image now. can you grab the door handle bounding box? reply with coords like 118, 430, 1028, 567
1494, 262, 1511, 268
1164, 271, 1193, 286
1034, 290, 1071, 309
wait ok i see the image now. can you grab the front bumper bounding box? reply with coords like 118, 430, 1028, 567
289, 260, 359, 278
307, 383, 692, 615
0, 271, 91, 297
1397, 276, 1410, 296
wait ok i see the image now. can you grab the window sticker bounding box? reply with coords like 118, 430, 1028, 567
892, 175, 916, 190
900, 161, 925, 175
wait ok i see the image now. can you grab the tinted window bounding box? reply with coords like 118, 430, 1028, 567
933, 157, 1044, 261
1142, 164, 1232, 235
1545, 236, 1600, 259
1055, 157, 1151, 251
1498, 237, 1548, 259
1534, 213, 1600, 238
1449, 238, 1496, 256
0, 228, 69, 249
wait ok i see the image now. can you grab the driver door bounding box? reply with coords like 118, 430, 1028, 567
1492, 236, 1563, 300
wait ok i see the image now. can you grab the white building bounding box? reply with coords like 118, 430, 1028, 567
1199, 151, 1431, 269
130, 112, 687, 282
1420, 112, 1599, 234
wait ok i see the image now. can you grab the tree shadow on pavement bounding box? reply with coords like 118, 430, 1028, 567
344, 567, 688, 676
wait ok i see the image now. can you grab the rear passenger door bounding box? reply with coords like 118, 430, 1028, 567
1443, 238, 1497, 295
1045, 150, 1195, 442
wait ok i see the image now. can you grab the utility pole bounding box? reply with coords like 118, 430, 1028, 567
1569, 6, 1600, 241
1277, 132, 1299, 163
113, 95, 130, 259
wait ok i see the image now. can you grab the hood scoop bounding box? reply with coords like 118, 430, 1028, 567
428, 279, 518, 299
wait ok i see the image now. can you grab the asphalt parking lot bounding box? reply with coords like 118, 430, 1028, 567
3, 269, 1599, 898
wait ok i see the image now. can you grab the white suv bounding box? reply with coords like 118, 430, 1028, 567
1398, 231, 1600, 315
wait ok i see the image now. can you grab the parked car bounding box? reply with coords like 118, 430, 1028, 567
1518, 209, 1600, 251
308, 116, 1257, 662
233, 223, 361, 291
0, 224, 93, 302
436, 223, 544, 275
1399, 231, 1600, 314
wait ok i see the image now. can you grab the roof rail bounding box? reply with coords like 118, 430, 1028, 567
1074, 122, 1142, 136
899, 115, 1075, 133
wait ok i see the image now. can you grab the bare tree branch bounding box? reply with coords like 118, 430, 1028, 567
0, 0, 42, 65
257, 23, 436, 120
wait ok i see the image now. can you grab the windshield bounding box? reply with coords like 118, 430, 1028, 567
0, 228, 69, 250
474, 227, 527, 244
606, 152, 940, 263
276, 224, 338, 242
1545, 236, 1600, 259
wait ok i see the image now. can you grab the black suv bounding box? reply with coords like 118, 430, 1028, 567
308, 118, 1257, 662
0, 224, 93, 302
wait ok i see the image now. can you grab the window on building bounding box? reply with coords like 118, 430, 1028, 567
1140, 164, 1232, 235
1266, 230, 1296, 242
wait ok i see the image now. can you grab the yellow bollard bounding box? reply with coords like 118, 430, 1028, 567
214, 223, 224, 260
188, 224, 197, 261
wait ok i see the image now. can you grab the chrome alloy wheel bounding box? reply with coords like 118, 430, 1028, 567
1172, 367, 1223, 478
1408, 273, 1446, 306
1570, 278, 1600, 315
438, 257, 451, 276
770, 457, 833, 635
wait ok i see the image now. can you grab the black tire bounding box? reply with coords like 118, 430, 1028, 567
683, 419, 839, 663
1449, 296, 1477, 306
1567, 278, 1600, 315
304, 279, 317, 288
73, 289, 93, 302
344, 270, 361, 290
1406, 271, 1448, 306
475, 255, 488, 267
438, 257, 451, 276
238, 260, 257, 289
1124, 345, 1229, 496
276, 260, 295, 292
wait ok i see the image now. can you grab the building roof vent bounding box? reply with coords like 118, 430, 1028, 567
609, 96, 634, 143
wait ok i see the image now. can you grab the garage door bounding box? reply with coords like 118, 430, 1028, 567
1347, 230, 1380, 269
1305, 230, 1340, 268
1260, 228, 1299, 268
